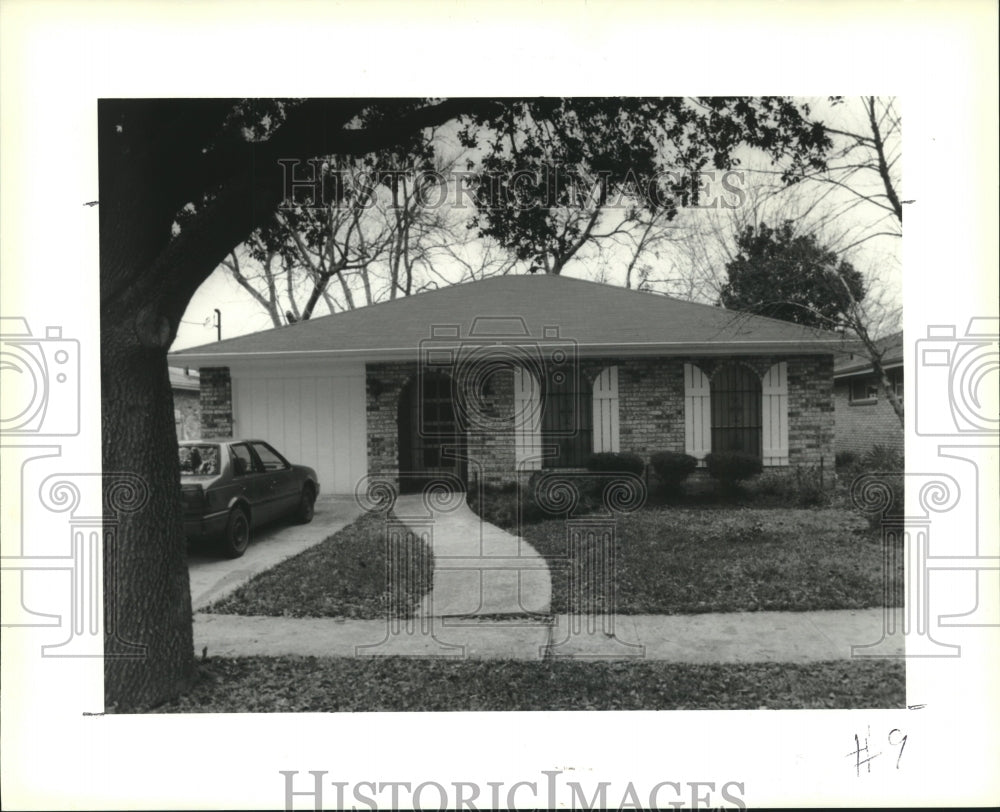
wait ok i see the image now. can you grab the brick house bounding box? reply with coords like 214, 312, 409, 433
832, 331, 904, 457
170, 366, 201, 440
169, 275, 843, 493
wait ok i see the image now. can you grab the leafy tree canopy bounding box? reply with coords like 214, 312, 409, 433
719, 220, 866, 328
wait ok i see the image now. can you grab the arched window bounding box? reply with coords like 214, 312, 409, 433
710, 363, 762, 458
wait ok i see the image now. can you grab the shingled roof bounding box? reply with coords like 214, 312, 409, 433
170, 274, 846, 366
834, 331, 903, 378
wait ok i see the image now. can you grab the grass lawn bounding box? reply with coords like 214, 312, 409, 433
206, 512, 432, 619
519, 507, 899, 615
155, 656, 904, 712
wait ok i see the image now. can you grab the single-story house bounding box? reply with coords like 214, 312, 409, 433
170, 366, 201, 440
832, 331, 904, 457
169, 274, 844, 493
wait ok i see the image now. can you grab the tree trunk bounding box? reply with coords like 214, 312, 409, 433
874, 359, 905, 426
101, 300, 195, 711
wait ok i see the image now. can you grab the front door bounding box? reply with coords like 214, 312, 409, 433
398, 373, 466, 493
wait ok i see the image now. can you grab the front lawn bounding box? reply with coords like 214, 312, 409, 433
521, 507, 899, 615
206, 512, 432, 619
155, 656, 904, 711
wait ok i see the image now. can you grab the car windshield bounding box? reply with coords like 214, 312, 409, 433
179, 444, 220, 476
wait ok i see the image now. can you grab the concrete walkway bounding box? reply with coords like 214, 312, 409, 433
193, 608, 902, 662
391, 492, 551, 618
187, 495, 363, 611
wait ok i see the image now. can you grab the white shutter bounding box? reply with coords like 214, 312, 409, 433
513, 366, 542, 470
592, 366, 620, 453
761, 361, 789, 466
684, 363, 711, 463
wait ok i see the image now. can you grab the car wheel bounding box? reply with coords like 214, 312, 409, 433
295, 485, 316, 524
221, 507, 251, 558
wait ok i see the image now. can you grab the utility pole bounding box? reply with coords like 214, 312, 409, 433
214, 308, 221, 342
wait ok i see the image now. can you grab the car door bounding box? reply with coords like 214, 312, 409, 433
250, 441, 300, 521
229, 442, 268, 524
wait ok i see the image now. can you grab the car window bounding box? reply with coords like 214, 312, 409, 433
179, 444, 220, 476
230, 444, 258, 477
251, 442, 289, 471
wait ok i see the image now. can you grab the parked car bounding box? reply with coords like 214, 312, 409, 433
179, 438, 320, 557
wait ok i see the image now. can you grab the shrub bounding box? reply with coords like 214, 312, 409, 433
705, 452, 763, 489
751, 466, 830, 507
848, 445, 904, 529
857, 444, 904, 473
586, 452, 645, 477
650, 451, 698, 490
835, 450, 858, 470
466, 485, 525, 530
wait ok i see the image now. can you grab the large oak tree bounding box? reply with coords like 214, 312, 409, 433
99, 97, 831, 710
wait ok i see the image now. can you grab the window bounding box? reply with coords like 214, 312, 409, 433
179, 444, 220, 476
230, 443, 256, 476
251, 441, 289, 471
849, 378, 879, 403
686, 361, 788, 467
541, 372, 592, 467
710, 364, 762, 458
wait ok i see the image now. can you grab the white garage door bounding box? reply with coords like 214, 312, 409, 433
230, 361, 367, 494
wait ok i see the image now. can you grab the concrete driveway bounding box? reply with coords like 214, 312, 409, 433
186, 495, 363, 610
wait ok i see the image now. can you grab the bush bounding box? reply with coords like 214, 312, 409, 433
586, 452, 645, 477
751, 466, 830, 507
705, 452, 763, 489
650, 451, 698, 490
520, 470, 604, 519
849, 445, 904, 529
466, 484, 526, 530
857, 444, 904, 473
835, 451, 858, 470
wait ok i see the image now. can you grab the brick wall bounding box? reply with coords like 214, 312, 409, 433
365, 353, 837, 488
462, 365, 517, 485
199, 367, 233, 438
172, 388, 201, 440
785, 355, 836, 466
365, 362, 412, 478
598, 354, 835, 467
365, 361, 519, 487
833, 374, 904, 456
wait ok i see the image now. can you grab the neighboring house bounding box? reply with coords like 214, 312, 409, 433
169, 275, 843, 493
832, 331, 904, 457
170, 366, 201, 440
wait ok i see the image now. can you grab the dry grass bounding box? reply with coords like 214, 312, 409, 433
206, 512, 432, 619
521, 507, 899, 615
156, 656, 905, 712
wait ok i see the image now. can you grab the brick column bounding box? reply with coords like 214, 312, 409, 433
199, 367, 233, 438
